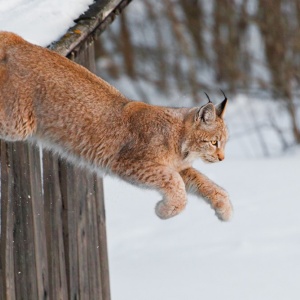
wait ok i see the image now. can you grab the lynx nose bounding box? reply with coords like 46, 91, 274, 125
217, 153, 224, 161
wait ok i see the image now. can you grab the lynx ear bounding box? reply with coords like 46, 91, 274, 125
195, 103, 216, 124
216, 98, 228, 118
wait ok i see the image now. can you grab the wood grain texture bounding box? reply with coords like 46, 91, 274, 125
0, 37, 111, 300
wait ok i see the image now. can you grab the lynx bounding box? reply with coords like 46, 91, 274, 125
0, 32, 233, 221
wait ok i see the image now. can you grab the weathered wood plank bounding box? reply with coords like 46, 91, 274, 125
29, 145, 49, 300
43, 151, 68, 300
0, 141, 16, 300
86, 177, 102, 299
12, 142, 39, 299
59, 161, 80, 299
76, 171, 90, 299
95, 176, 111, 300
11, 143, 28, 299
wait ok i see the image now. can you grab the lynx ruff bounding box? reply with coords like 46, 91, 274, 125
0, 32, 233, 221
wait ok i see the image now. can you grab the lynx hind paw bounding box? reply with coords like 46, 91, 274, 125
155, 200, 186, 220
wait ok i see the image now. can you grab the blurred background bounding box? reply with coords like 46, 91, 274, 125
96, 0, 300, 158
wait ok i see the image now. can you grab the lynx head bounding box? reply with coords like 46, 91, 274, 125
183, 91, 228, 164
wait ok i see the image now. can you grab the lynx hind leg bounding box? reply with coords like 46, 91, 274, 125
0, 38, 36, 141
0, 108, 36, 142
114, 162, 187, 219
0, 86, 36, 141
180, 168, 233, 221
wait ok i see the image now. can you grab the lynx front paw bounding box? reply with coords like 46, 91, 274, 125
155, 200, 185, 220
213, 190, 233, 221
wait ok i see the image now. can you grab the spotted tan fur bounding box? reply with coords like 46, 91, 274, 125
0, 32, 233, 220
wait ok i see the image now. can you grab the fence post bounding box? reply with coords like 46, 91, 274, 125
0, 36, 110, 300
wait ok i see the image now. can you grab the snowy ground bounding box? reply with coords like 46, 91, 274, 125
1, 1, 300, 299
104, 150, 300, 300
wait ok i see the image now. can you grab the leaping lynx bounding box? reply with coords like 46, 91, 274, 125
0, 32, 233, 221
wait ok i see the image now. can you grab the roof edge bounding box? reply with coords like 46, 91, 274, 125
49, 0, 131, 56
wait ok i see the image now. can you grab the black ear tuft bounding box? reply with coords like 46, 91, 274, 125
216, 90, 228, 118
204, 92, 212, 103
195, 103, 216, 124
216, 98, 228, 118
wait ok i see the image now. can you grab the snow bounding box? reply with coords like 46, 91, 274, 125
104, 150, 300, 300
1, 1, 300, 299
0, 0, 94, 46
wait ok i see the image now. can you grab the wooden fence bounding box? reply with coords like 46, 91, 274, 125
0, 37, 110, 300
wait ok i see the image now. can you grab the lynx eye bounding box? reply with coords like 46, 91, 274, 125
211, 140, 217, 146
